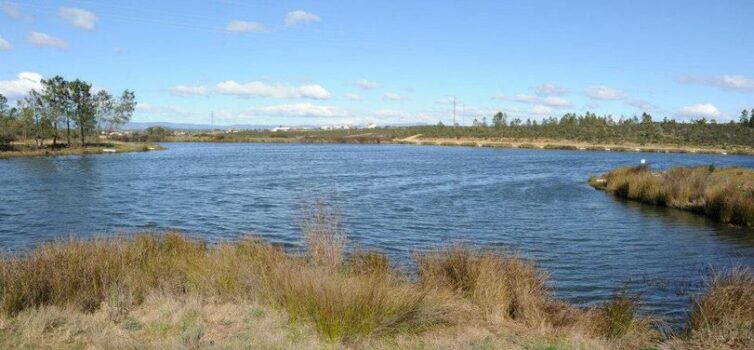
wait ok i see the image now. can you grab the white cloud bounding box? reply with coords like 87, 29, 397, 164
585, 85, 625, 100
225, 20, 267, 33
0, 35, 11, 50
383, 92, 402, 101
215, 80, 331, 99
1, 2, 30, 20
170, 85, 209, 97
298, 85, 331, 99
626, 99, 660, 113
345, 93, 361, 101
285, 10, 320, 26
254, 103, 345, 117
356, 79, 379, 90
58, 7, 97, 31
677, 104, 721, 119
27, 32, 68, 49
531, 105, 552, 115
678, 74, 754, 92
542, 96, 570, 107
374, 109, 413, 119
136, 103, 350, 124
535, 83, 569, 96
497, 90, 570, 109
0, 72, 43, 99
514, 94, 537, 103
434, 96, 457, 105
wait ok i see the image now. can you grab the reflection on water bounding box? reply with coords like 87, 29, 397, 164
616, 197, 754, 246
1, 143, 753, 323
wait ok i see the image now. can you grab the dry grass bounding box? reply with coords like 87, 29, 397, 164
590, 165, 754, 227
671, 267, 754, 350
416, 246, 549, 325
0, 208, 751, 348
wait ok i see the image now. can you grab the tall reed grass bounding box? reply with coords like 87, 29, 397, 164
590, 165, 754, 227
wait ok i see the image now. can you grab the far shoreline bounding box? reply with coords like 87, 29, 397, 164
0, 142, 165, 159
157, 134, 754, 156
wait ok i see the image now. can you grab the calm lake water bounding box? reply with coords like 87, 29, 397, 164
2, 143, 754, 322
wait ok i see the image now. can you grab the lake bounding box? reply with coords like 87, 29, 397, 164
2, 143, 753, 322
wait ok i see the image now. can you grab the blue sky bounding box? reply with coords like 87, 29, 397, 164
1, 0, 753, 126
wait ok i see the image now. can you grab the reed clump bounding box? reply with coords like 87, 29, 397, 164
688, 267, 754, 339
590, 165, 754, 227
663, 267, 754, 350
416, 246, 549, 325
591, 292, 657, 344
0, 209, 752, 348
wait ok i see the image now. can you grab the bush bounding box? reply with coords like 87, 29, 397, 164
594, 293, 654, 339
0, 132, 15, 151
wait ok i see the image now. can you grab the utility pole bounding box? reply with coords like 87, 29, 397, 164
452, 97, 456, 127
461, 103, 465, 127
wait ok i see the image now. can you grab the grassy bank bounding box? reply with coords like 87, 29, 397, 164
153, 130, 754, 155
589, 165, 754, 227
1, 209, 751, 349
0, 142, 164, 159
392, 136, 753, 155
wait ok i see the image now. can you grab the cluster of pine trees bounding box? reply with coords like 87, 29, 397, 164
427, 110, 754, 147
740, 109, 754, 128
0, 76, 136, 149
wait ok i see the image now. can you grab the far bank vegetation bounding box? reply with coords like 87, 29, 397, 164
590, 165, 754, 227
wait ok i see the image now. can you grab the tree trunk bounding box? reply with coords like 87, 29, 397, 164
52, 122, 58, 147
66, 117, 71, 146
80, 124, 85, 146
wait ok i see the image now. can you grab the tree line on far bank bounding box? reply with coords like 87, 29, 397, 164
423, 110, 754, 147
254, 109, 754, 148
0, 76, 136, 150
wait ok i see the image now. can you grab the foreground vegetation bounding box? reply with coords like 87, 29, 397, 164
0, 208, 751, 349
590, 165, 754, 227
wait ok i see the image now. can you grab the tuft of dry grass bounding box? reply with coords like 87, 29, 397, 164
661, 267, 754, 350
349, 250, 392, 276
688, 267, 754, 334
301, 202, 347, 268
590, 165, 754, 227
590, 292, 659, 349
416, 246, 549, 325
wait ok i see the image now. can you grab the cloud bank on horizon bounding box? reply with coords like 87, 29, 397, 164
0, 0, 753, 126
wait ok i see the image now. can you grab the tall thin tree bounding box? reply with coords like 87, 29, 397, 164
68, 80, 96, 145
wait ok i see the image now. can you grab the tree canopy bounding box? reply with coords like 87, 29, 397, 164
0, 76, 136, 147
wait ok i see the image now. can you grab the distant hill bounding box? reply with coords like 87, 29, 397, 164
124, 122, 278, 131
124, 121, 430, 131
